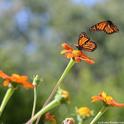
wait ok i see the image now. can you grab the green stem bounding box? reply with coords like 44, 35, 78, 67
90, 106, 109, 124
26, 99, 61, 124
78, 122, 82, 124
78, 119, 82, 124
35, 59, 75, 124
77, 115, 83, 124
43, 59, 75, 107
0, 87, 15, 117
31, 75, 38, 118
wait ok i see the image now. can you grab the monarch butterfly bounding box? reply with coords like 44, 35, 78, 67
75, 32, 97, 52
89, 20, 119, 34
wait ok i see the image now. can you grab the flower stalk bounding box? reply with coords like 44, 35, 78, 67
27, 97, 61, 123
43, 59, 75, 107
35, 59, 75, 124
90, 106, 109, 124
31, 75, 38, 118
0, 87, 15, 117
27, 88, 70, 124
77, 115, 83, 124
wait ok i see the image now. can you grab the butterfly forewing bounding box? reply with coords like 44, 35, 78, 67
97, 21, 108, 30
78, 32, 89, 46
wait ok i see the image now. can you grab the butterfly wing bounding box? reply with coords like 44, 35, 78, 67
78, 32, 89, 45
82, 40, 97, 52
90, 21, 107, 32
90, 20, 119, 34
76, 32, 97, 52
104, 21, 119, 34
76, 32, 89, 50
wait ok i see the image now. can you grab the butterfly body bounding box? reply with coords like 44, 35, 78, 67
90, 20, 119, 34
75, 32, 97, 52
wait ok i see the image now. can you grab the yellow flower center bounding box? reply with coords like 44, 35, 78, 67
105, 96, 113, 103
72, 50, 81, 57
101, 91, 113, 103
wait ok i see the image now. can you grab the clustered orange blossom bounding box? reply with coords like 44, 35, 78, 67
92, 91, 124, 107
0, 70, 33, 88
45, 112, 57, 124
61, 43, 95, 64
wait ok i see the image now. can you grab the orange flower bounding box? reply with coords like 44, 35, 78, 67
45, 112, 57, 124
61, 43, 95, 64
0, 71, 33, 88
91, 91, 124, 107
76, 107, 93, 118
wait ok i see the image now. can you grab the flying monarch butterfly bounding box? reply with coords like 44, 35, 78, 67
89, 20, 119, 34
75, 32, 97, 52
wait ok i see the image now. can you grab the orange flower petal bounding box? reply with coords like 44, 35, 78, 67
74, 57, 81, 63
80, 52, 95, 64
45, 112, 55, 121
62, 43, 73, 51
92, 91, 124, 107
0, 71, 10, 79
91, 96, 104, 103
0, 71, 33, 89
80, 57, 95, 64
61, 43, 95, 64
45, 112, 57, 124
110, 100, 124, 107
11, 74, 28, 82
22, 81, 34, 88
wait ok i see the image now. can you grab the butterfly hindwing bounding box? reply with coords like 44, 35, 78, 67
82, 40, 97, 52
104, 21, 119, 34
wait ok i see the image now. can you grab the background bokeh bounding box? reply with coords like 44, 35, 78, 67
0, 0, 124, 123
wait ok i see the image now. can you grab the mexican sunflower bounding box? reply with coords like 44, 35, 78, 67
91, 91, 124, 107
0, 70, 33, 88
61, 43, 95, 64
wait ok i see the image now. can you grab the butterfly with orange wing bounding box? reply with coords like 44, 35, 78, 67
89, 20, 119, 34
75, 32, 97, 52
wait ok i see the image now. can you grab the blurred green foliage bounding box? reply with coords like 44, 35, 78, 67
0, 0, 124, 123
